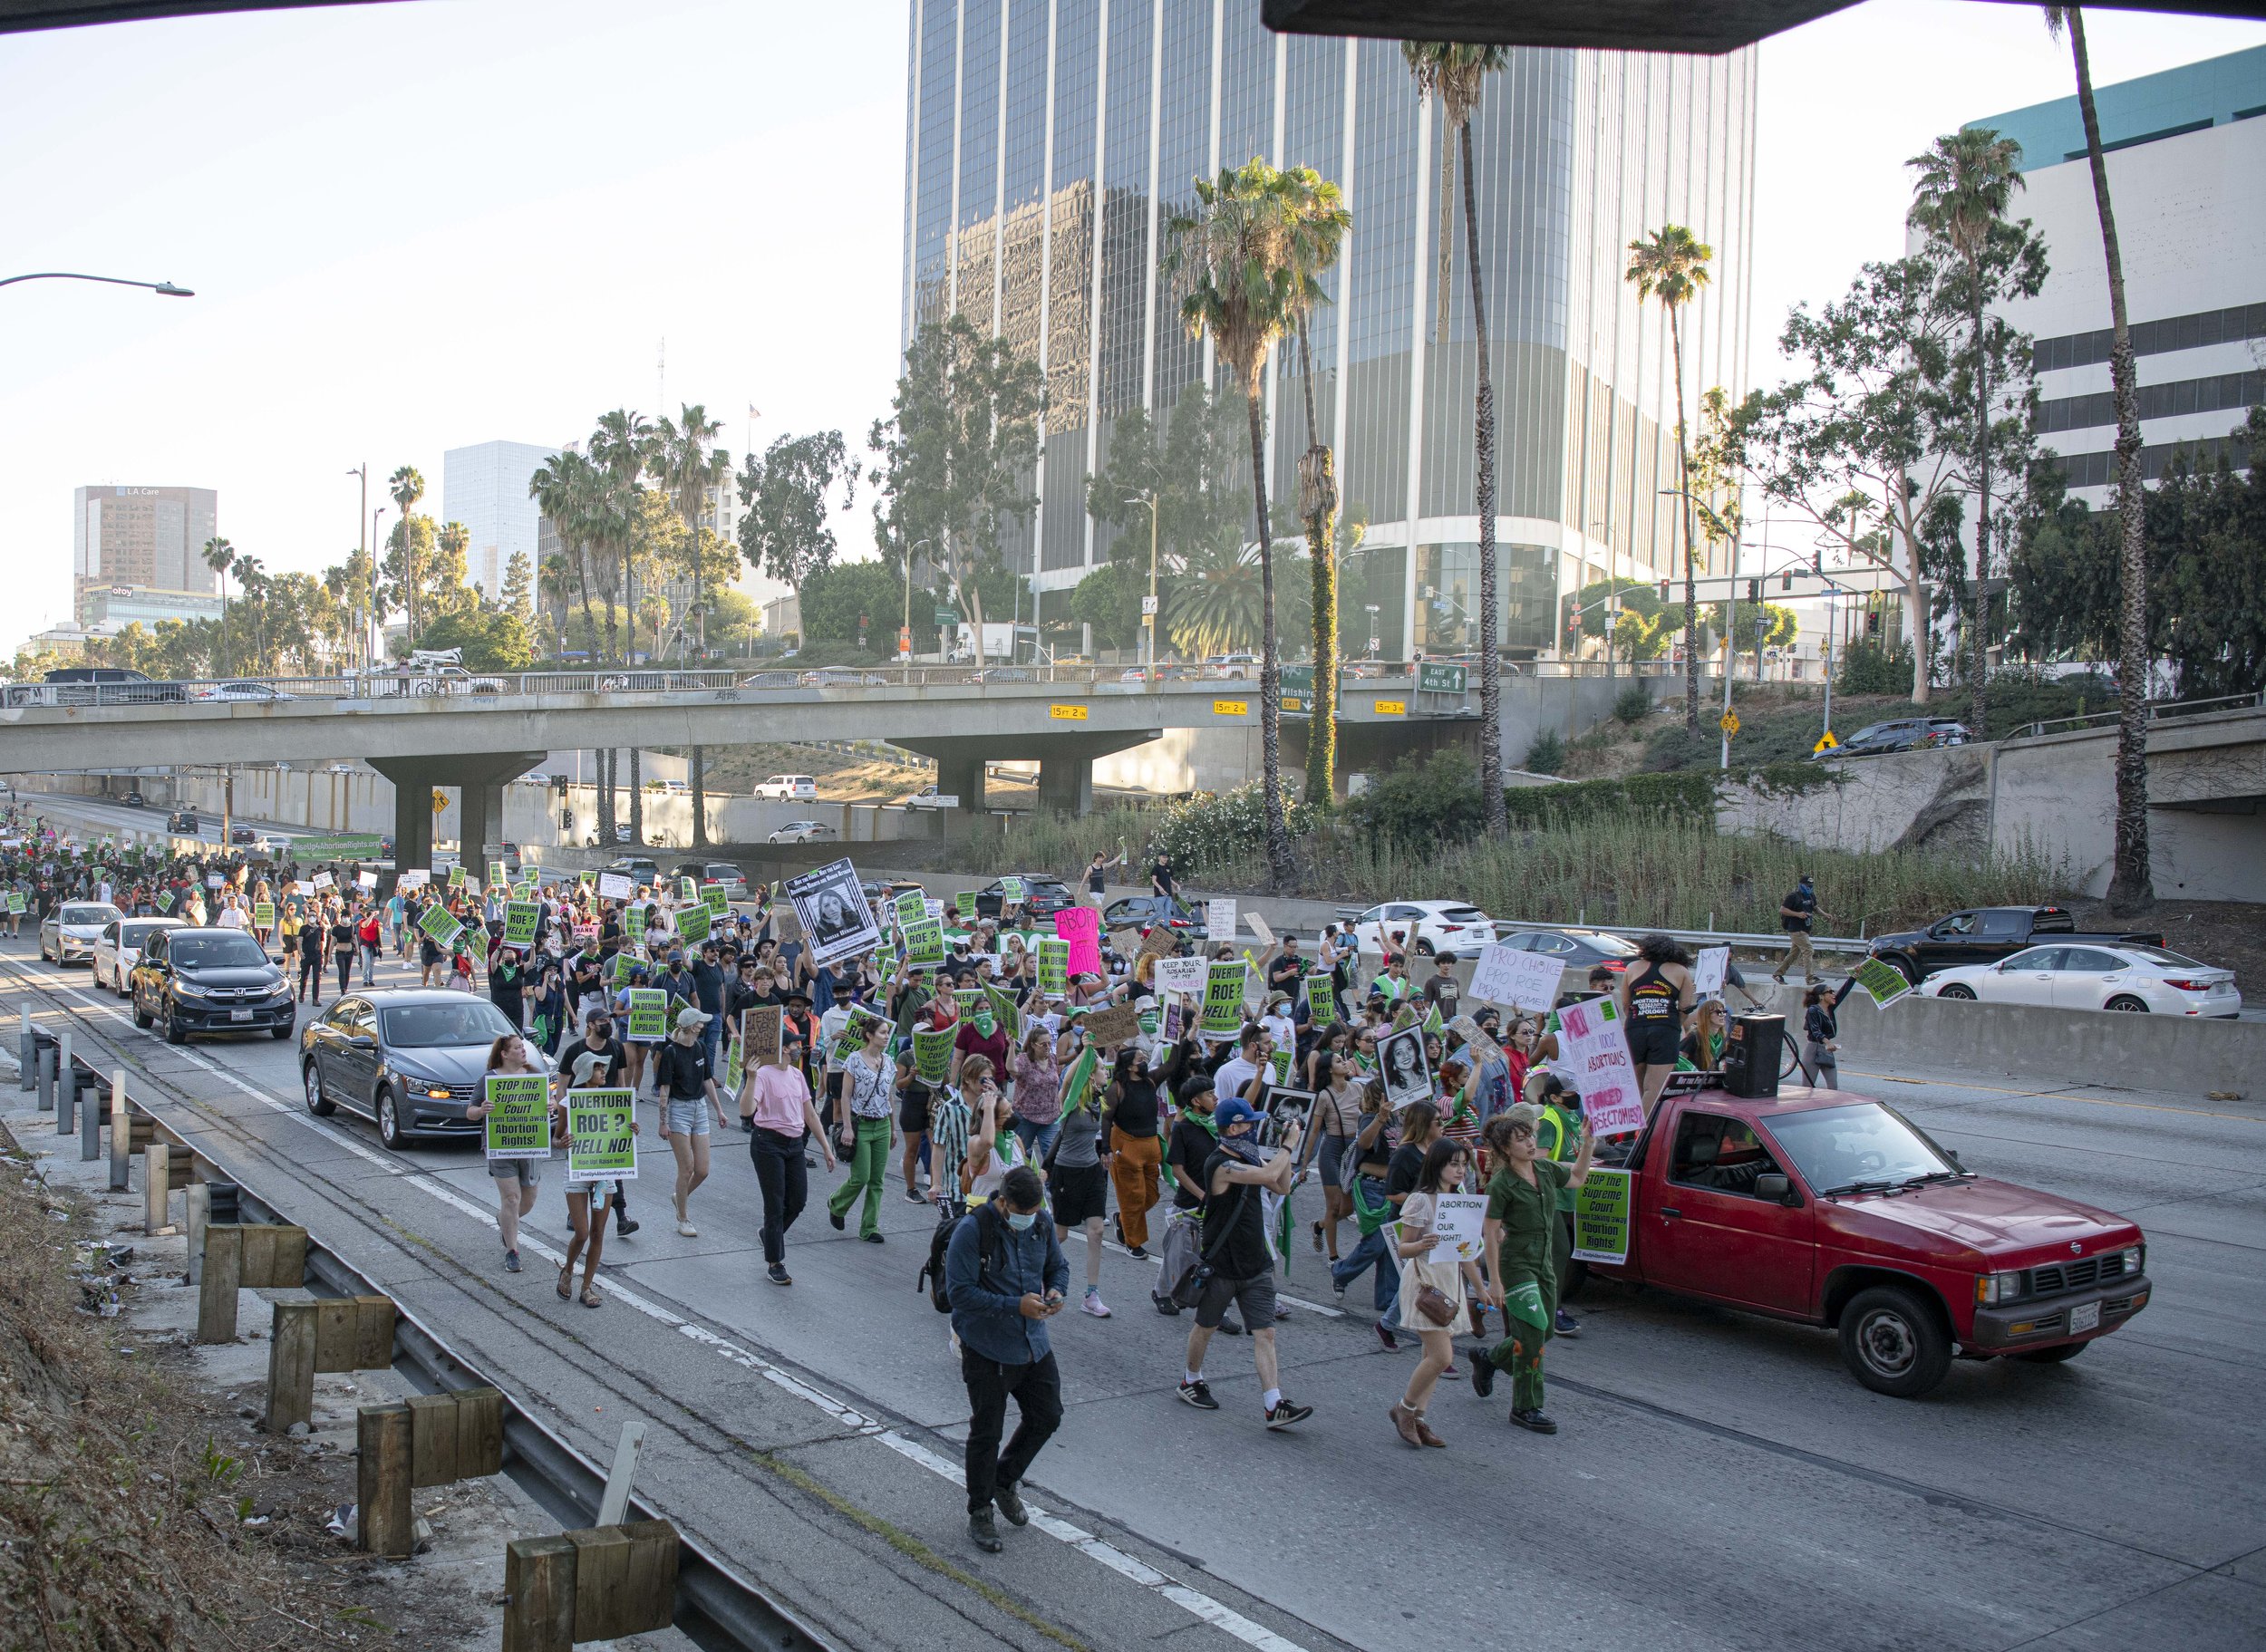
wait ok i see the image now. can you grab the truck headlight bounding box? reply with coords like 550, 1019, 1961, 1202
2122, 1245, 2144, 1276
1976, 1270, 2024, 1306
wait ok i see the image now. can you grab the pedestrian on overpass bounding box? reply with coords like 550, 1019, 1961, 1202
948, 1164, 1068, 1553
1774, 873, 1830, 988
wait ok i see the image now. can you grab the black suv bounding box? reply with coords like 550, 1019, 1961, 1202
131, 927, 295, 1044
973, 875, 1076, 920
1820, 718, 1972, 758
167, 809, 199, 834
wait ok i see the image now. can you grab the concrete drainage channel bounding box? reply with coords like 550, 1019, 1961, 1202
17, 1008, 832, 1652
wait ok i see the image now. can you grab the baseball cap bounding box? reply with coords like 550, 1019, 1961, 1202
673, 1006, 711, 1031
1214, 1096, 1264, 1133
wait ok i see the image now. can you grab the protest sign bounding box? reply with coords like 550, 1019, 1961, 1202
912, 1024, 956, 1086
702, 883, 729, 917
1302, 972, 1338, 1029
565, 1090, 637, 1183
5, 893, 24, 914
1154, 955, 1206, 999
357, 871, 378, 890
417, 902, 462, 953
1138, 922, 1178, 961
999, 875, 1026, 904
832, 1006, 885, 1063
1080, 1001, 1141, 1047
681, 877, 698, 902
626, 989, 668, 1040
1246, 912, 1274, 949
481, 1074, 550, 1161
311, 870, 334, 889
398, 868, 431, 889
893, 888, 927, 931
1692, 945, 1730, 1001
1431, 1193, 1488, 1267
624, 905, 647, 942
784, 857, 880, 968
1447, 1013, 1506, 1077
1200, 961, 1247, 1038
1037, 938, 1070, 996
1054, 905, 1101, 978
983, 983, 1022, 1042
503, 902, 540, 946
1571, 1167, 1633, 1264
597, 872, 632, 900
956, 890, 978, 922
903, 915, 944, 968
1205, 899, 1236, 944
252, 901, 275, 929
674, 903, 712, 946
1376, 1024, 1431, 1109
741, 1005, 782, 1069
1469, 942, 1564, 1012
1552, 997, 1646, 1137
1854, 956, 1913, 1010
487, 862, 508, 891
449, 865, 466, 888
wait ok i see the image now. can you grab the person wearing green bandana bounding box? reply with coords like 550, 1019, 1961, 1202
1472, 1102, 1594, 1433
1531, 1076, 1586, 1338
827, 1016, 897, 1241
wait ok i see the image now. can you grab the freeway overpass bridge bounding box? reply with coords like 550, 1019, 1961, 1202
0, 664, 1486, 867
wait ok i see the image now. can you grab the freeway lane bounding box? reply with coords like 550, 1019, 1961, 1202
5, 939, 2261, 1652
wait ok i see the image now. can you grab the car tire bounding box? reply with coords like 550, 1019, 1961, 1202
1839, 1284, 1951, 1398
2013, 1341, 2087, 1364
133, 995, 153, 1031
163, 1007, 188, 1045
375, 1086, 407, 1151
303, 1060, 335, 1117
2105, 995, 2149, 1014
1415, 938, 1435, 957
1884, 956, 1921, 987
270, 1019, 295, 1041
1937, 983, 1976, 1001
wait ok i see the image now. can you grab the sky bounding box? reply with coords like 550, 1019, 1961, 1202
2, 0, 2261, 653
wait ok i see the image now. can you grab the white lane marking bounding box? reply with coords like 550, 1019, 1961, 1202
10, 954, 1321, 1652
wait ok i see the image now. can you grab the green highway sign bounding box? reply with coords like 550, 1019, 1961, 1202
1279, 665, 1313, 697
1418, 662, 1467, 694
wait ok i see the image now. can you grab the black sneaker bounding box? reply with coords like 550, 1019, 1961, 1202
903, 1186, 926, 1203
1510, 1407, 1558, 1435
1177, 1379, 1219, 1411
614, 1217, 640, 1238
1264, 1397, 1313, 1431
1152, 1293, 1181, 1317
862, 1232, 886, 1244
1374, 1319, 1399, 1352
1470, 1351, 1496, 1399
1554, 1309, 1581, 1338
829, 1209, 846, 1231
993, 1483, 1030, 1527
767, 1263, 791, 1286
967, 1507, 1002, 1552
503, 1250, 521, 1273
1126, 1244, 1148, 1261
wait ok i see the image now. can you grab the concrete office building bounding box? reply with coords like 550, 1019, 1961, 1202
442, 440, 559, 598
82, 584, 225, 633
899, 0, 1757, 659
1971, 45, 2263, 502
71, 484, 218, 624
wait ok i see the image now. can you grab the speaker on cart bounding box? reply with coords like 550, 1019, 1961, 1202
1722, 1013, 1783, 1098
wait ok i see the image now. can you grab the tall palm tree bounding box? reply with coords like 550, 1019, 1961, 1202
232, 555, 268, 672
1167, 159, 1307, 890
657, 404, 731, 846
435, 520, 471, 623
1625, 224, 1715, 733
1404, 42, 1511, 826
387, 466, 425, 645
2046, 5, 2151, 913
200, 536, 235, 676
1909, 127, 2024, 736
529, 450, 606, 659
1279, 169, 1353, 806
590, 410, 653, 669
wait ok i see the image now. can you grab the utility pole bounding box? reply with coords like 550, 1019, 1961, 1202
1720, 538, 1739, 770
372, 507, 388, 662
348, 465, 368, 669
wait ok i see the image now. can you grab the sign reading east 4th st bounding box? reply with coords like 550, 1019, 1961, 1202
1418, 662, 1467, 694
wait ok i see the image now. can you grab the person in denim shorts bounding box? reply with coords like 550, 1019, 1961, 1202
654, 1006, 727, 1238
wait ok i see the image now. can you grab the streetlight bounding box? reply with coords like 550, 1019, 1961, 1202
372, 507, 388, 662
0, 272, 194, 296
1124, 494, 1161, 673
347, 465, 368, 671
903, 537, 932, 671
1363, 604, 1381, 660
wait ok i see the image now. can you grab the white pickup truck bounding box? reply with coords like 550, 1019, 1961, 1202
903, 785, 960, 811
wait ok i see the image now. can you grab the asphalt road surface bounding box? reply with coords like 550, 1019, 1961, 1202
3, 935, 2259, 1652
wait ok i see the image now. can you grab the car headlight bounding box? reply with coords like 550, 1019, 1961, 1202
173, 979, 209, 998
266, 981, 294, 1000
422, 1085, 453, 1100
1975, 1270, 2025, 1306
2122, 1245, 2145, 1276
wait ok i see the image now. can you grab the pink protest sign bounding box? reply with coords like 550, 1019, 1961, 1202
1554, 998, 1647, 1138
1054, 905, 1102, 978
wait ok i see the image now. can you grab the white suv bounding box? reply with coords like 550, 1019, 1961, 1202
753, 775, 817, 801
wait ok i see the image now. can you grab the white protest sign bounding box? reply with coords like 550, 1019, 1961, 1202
356, 871, 378, 890
1469, 942, 1564, 1013
206, 874, 224, 888
311, 870, 334, 889
1553, 996, 1647, 1137
1692, 945, 1729, 1001
1246, 911, 1274, 949
1431, 1193, 1487, 1266
1206, 899, 1236, 943
597, 872, 633, 901
1154, 955, 1207, 998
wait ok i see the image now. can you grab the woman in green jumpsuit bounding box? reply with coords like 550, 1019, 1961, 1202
1472, 1102, 1594, 1433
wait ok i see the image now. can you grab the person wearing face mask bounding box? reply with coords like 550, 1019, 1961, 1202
1176, 1096, 1311, 1429
1774, 872, 1829, 987
1103, 1046, 1162, 1260
946, 1164, 1068, 1553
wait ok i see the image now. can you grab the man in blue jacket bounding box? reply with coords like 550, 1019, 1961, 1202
947, 1164, 1069, 1552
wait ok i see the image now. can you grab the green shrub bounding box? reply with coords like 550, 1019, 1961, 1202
1344, 750, 1485, 847
1148, 783, 1316, 874
1612, 684, 1653, 724
1837, 640, 1914, 696
1499, 769, 1719, 828
1522, 729, 1565, 774
1641, 722, 1714, 773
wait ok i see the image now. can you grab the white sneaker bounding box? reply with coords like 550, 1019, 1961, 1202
1081, 1290, 1111, 1319
677, 1220, 698, 1238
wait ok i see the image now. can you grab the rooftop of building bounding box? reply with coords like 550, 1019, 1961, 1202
1970, 43, 2266, 171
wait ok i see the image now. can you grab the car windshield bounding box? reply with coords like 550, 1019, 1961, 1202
2119, 945, 2206, 969
170, 933, 269, 969
381, 1001, 515, 1047
62, 904, 121, 926
121, 923, 171, 946
1765, 1103, 1956, 1194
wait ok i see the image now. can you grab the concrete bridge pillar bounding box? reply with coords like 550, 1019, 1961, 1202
370, 752, 544, 875
931, 752, 988, 815
1037, 753, 1092, 816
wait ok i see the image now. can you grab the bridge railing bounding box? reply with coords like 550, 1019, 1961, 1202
2018, 689, 2264, 740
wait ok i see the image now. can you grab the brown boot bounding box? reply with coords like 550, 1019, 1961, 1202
1414, 1413, 1447, 1449
1388, 1401, 1423, 1447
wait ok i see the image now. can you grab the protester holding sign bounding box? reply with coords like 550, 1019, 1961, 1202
471, 1036, 552, 1275
558, 1066, 637, 1309
654, 1006, 726, 1238
1801, 979, 1857, 1087
1472, 1103, 1594, 1434
1389, 1138, 1491, 1449
742, 1024, 835, 1286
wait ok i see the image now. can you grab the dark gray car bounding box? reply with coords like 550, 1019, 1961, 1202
299, 989, 520, 1149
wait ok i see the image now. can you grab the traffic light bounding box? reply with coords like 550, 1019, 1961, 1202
1781, 572, 1793, 593
1747, 579, 1760, 603
1657, 580, 1670, 603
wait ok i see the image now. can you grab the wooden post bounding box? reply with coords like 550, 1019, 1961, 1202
265, 1299, 317, 1434
355, 1403, 415, 1557
197, 1223, 242, 1343
184, 1183, 210, 1285
457, 1386, 504, 1479
108, 1071, 130, 1192
501, 1534, 576, 1652
570, 1520, 678, 1641
143, 1137, 170, 1235
405, 1393, 459, 1489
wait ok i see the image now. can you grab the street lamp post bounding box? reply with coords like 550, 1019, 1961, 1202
347, 465, 368, 671
0, 272, 194, 297
1124, 494, 1160, 671
904, 538, 933, 675
372, 507, 388, 662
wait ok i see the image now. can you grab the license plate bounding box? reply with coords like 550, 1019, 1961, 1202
229, 1008, 254, 1022
2068, 1300, 2100, 1334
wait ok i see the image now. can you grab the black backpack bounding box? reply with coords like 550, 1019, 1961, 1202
918, 1201, 1006, 1313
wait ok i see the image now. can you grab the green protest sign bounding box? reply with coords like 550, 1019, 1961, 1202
155, 891, 174, 913
252, 901, 275, 929
831, 1006, 885, 1062
675, 903, 712, 946
1037, 938, 1070, 996
903, 916, 944, 968
504, 901, 540, 946
912, 1024, 956, 1086
487, 862, 508, 890
702, 883, 728, 917
625, 905, 648, 941
5, 893, 24, 914
612, 951, 637, 984
626, 989, 668, 1039
893, 888, 927, 930
954, 987, 983, 1017
1570, 1167, 1632, 1265
681, 876, 698, 903
1854, 956, 1912, 1010
955, 890, 977, 922
481, 1074, 551, 1161
1056, 1046, 1099, 1119
1302, 972, 1337, 1029
984, 983, 1022, 1042
724, 1035, 745, 1089
417, 902, 462, 953
449, 865, 466, 888
565, 1089, 637, 1182
1269, 1049, 1292, 1086
1201, 961, 1247, 1037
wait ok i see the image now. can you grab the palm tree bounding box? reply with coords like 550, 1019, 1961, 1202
232, 555, 268, 672
1278, 169, 1352, 806
530, 449, 606, 660
1625, 224, 1715, 734
1404, 43, 1512, 826
657, 404, 731, 845
2046, 5, 2151, 913
1167, 159, 1307, 890
590, 410, 654, 667
200, 536, 235, 676
1909, 127, 2024, 736
434, 520, 471, 625
387, 466, 425, 648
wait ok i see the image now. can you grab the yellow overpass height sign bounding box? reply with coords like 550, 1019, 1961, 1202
1049, 703, 1089, 720
1214, 698, 1248, 716
1374, 699, 1407, 716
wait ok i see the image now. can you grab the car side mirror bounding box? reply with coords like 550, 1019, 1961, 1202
1756, 1172, 1795, 1204
346, 1034, 377, 1050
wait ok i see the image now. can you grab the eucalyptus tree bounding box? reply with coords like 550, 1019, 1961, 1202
1626, 224, 1715, 732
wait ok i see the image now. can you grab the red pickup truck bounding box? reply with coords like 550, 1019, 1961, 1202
1580, 1083, 2153, 1397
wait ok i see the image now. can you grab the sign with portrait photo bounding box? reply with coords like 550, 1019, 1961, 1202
785, 857, 880, 969
1375, 1023, 1432, 1110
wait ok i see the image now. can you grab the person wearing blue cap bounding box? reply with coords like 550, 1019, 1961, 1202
1176, 1095, 1312, 1429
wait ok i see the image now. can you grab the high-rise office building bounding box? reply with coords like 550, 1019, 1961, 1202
899, 1, 1757, 657
71, 484, 218, 625
443, 440, 560, 598
1968, 45, 2263, 504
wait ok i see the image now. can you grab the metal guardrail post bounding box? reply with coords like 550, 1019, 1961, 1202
109, 1068, 131, 1193
34, 1045, 53, 1113
16, 1005, 30, 1091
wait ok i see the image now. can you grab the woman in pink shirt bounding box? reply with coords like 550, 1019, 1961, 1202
739, 1028, 835, 1286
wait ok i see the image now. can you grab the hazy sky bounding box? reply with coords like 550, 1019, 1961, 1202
3, 0, 2260, 651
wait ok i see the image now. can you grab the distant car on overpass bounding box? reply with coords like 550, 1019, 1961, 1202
768, 821, 835, 845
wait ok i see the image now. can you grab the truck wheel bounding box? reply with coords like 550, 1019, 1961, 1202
1839, 1284, 1951, 1397
1937, 983, 1976, 1000
1887, 956, 1920, 987
2014, 1341, 2087, 1364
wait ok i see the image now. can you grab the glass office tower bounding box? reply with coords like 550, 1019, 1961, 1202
900, 0, 1757, 660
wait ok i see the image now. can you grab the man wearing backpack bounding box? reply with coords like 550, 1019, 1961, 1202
945, 1165, 1068, 1554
